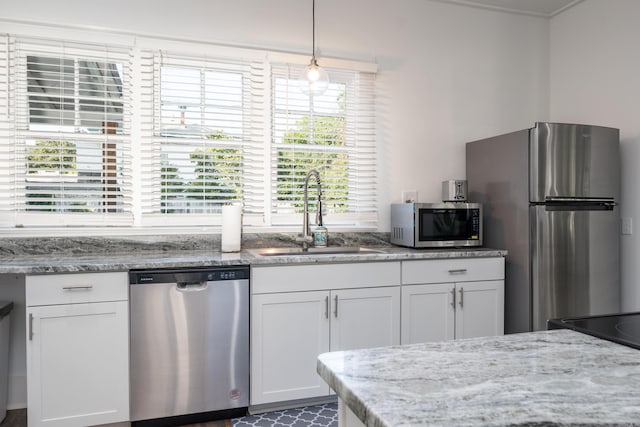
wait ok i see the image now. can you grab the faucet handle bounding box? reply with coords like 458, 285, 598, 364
296, 233, 314, 243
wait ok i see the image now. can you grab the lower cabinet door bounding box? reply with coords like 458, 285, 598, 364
401, 283, 455, 344
27, 301, 129, 427
251, 291, 331, 405
455, 280, 505, 340
330, 287, 400, 351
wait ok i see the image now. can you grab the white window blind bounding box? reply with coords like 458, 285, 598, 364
0, 34, 15, 225
1, 37, 132, 226
139, 52, 265, 226
270, 64, 377, 227
0, 30, 377, 231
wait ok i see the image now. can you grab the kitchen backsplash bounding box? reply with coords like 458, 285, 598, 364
0, 232, 392, 256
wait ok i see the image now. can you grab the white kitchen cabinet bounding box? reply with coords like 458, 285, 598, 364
251, 291, 331, 403
454, 280, 504, 340
401, 258, 504, 345
25, 272, 129, 427
250, 262, 401, 406
401, 283, 455, 343
329, 287, 400, 352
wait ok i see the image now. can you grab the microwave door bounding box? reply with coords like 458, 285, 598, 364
417, 206, 482, 247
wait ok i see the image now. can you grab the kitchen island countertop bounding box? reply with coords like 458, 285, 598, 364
317, 329, 640, 427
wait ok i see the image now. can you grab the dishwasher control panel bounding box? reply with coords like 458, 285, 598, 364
129, 267, 250, 284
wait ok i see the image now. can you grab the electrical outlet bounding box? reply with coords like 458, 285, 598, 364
401, 190, 417, 203
622, 217, 633, 235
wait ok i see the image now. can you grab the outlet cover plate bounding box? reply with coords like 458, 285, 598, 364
402, 190, 417, 203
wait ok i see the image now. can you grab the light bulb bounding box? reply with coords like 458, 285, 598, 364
299, 58, 330, 96
306, 67, 321, 82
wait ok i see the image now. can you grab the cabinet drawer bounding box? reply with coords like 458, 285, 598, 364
26, 272, 128, 306
401, 258, 504, 285
252, 262, 401, 294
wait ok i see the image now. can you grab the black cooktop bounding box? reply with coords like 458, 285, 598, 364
548, 312, 640, 350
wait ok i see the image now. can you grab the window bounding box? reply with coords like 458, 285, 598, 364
0, 33, 376, 231
270, 65, 376, 226
157, 64, 245, 214
1, 37, 131, 226
139, 52, 265, 226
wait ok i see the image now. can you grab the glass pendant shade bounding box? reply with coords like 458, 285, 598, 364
299, 57, 329, 96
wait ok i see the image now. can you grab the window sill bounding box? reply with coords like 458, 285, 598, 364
0, 224, 378, 238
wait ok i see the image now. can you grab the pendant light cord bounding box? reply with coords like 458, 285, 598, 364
312, 0, 316, 61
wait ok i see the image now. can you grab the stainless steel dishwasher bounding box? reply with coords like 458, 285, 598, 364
129, 267, 249, 426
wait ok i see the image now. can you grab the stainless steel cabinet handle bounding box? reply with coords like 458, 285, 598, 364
62, 285, 93, 291
459, 287, 464, 308
450, 287, 456, 308
334, 295, 339, 318
28, 313, 33, 341
325, 296, 329, 319
448, 269, 468, 275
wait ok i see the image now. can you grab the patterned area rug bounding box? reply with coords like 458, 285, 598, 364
232, 403, 338, 427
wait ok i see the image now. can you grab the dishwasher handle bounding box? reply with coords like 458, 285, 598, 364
176, 281, 209, 291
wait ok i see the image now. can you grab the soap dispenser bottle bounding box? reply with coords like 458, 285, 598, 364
313, 195, 328, 247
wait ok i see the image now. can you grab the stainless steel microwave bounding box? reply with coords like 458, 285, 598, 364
390, 203, 483, 248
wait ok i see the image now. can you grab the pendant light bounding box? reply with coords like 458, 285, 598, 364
299, 0, 330, 96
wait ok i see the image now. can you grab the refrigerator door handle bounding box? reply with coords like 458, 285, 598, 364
544, 196, 615, 202
544, 196, 615, 204
536, 198, 617, 211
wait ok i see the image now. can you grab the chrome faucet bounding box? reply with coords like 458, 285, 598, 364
297, 169, 323, 250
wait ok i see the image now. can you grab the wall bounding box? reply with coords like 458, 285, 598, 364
0, 0, 550, 231
549, 0, 640, 311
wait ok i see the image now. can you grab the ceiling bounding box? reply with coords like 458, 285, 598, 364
435, 0, 584, 17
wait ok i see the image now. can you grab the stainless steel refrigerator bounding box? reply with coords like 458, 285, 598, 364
466, 122, 621, 333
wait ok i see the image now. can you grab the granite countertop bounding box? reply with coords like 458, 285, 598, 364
0, 234, 506, 274
317, 329, 640, 427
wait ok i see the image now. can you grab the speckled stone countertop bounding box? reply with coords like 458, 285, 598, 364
0, 233, 506, 274
317, 330, 640, 427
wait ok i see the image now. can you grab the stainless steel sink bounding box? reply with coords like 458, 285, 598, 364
250, 246, 384, 256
